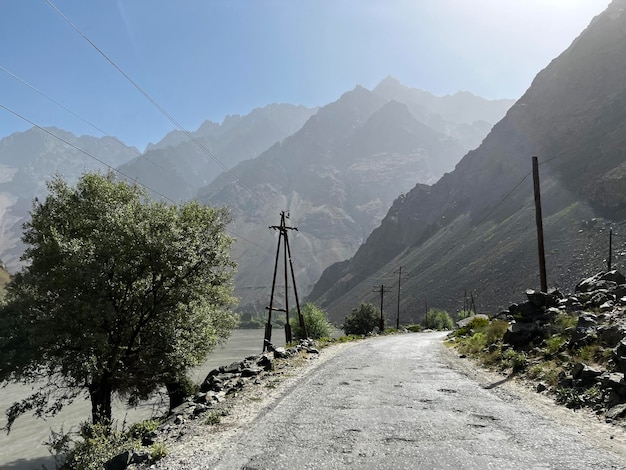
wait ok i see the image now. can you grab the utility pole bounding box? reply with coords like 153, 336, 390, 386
374, 284, 391, 331
532, 156, 548, 292
264, 211, 306, 352
608, 229, 613, 271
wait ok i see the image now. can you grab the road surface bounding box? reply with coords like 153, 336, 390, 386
158, 332, 626, 469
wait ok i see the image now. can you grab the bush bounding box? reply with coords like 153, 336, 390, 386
421, 309, 454, 331
291, 303, 334, 339
343, 303, 380, 335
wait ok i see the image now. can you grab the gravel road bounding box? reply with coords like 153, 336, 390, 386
153, 332, 626, 469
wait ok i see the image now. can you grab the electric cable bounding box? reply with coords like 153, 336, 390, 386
44, 0, 256, 198
0, 102, 270, 253
0, 63, 168, 172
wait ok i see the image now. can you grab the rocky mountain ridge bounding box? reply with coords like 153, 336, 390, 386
0, 80, 513, 315
199, 82, 512, 312
309, 0, 626, 323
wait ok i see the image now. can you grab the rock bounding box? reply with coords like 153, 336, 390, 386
273, 347, 289, 359
503, 322, 545, 347
221, 361, 242, 374
105, 451, 132, 470
576, 271, 622, 293
536, 383, 547, 393
559, 296, 583, 311
590, 290, 614, 307
597, 325, 625, 347
456, 314, 489, 328
601, 270, 626, 285
569, 313, 598, 347
241, 366, 263, 377
526, 289, 559, 308
257, 354, 274, 371
606, 403, 626, 421
571, 362, 602, 382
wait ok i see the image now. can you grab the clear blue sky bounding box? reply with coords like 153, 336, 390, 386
0, 0, 612, 151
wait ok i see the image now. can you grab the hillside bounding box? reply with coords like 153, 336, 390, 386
0, 128, 138, 271
199, 81, 513, 313
309, 0, 626, 323
118, 104, 317, 201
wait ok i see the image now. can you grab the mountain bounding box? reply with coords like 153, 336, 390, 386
199, 82, 513, 313
118, 104, 317, 201
0, 128, 138, 270
309, 0, 626, 324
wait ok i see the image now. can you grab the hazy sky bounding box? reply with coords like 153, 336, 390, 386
0, 0, 612, 150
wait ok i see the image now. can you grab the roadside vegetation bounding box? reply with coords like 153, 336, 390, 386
290, 303, 334, 340
342, 302, 382, 335
447, 308, 618, 411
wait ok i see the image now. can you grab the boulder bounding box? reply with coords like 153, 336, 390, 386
503, 322, 545, 348
571, 362, 602, 383
597, 324, 625, 347
526, 289, 560, 308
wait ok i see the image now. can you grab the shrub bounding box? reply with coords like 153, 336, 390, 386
502, 349, 527, 372
421, 309, 454, 331
291, 303, 334, 340
484, 320, 508, 344
343, 303, 380, 335
150, 442, 168, 461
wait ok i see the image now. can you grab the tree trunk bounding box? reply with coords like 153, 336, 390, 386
166, 380, 189, 411
88, 378, 113, 426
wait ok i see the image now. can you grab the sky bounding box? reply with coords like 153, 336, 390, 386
0, 0, 613, 151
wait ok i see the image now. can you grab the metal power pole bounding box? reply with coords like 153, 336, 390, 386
532, 156, 548, 292
264, 211, 303, 351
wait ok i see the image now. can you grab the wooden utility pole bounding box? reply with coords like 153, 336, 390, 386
264, 211, 306, 351
608, 229, 613, 271
374, 284, 391, 331
532, 156, 548, 292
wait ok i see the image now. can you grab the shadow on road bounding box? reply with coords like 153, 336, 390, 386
482, 374, 515, 390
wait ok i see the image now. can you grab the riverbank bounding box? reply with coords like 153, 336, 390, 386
0, 329, 279, 470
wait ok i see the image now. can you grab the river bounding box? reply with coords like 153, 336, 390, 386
0, 329, 280, 470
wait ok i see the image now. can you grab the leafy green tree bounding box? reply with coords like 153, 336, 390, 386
421, 308, 454, 331
343, 303, 380, 335
290, 303, 333, 340
0, 173, 237, 430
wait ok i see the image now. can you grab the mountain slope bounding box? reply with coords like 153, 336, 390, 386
118, 104, 317, 201
0, 128, 137, 270
309, 0, 626, 323
199, 82, 513, 313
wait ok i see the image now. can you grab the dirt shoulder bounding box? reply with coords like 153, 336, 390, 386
440, 340, 626, 459
146, 340, 357, 468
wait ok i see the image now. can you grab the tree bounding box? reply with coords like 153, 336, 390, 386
421, 308, 454, 331
290, 303, 333, 340
343, 303, 380, 335
0, 173, 237, 430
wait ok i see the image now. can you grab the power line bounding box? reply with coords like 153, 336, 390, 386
0, 63, 168, 173
0, 102, 270, 253
44, 0, 255, 197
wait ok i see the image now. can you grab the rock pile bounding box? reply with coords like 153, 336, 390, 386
498, 270, 626, 419
106, 338, 321, 470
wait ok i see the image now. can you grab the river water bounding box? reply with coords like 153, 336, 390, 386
0, 329, 280, 469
